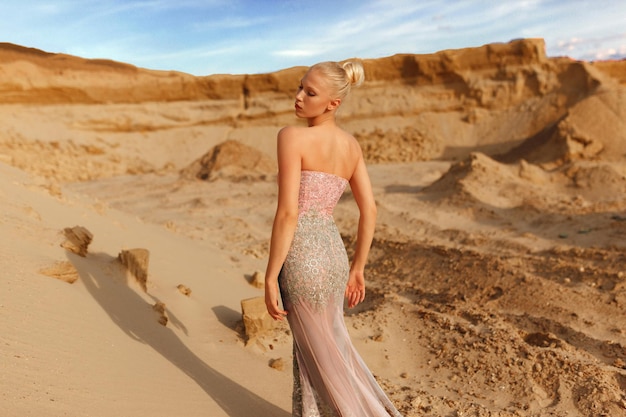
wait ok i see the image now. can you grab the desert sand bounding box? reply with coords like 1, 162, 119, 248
1, 38, 625, 417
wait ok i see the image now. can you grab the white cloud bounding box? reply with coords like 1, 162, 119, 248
549, 33, 626, 59
273, 49, 322, 58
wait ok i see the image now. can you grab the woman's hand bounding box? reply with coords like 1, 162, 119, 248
265, 281, 288, 321
345, 270, 366, 308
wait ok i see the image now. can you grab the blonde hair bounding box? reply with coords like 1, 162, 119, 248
309, 60, 365, 99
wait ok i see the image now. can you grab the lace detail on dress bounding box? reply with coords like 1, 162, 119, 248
280, 171, 349, 311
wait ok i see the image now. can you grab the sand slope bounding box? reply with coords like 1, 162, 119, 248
0, 162, 292, 416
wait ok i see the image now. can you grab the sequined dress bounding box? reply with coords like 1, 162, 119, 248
279, 170, 403, 417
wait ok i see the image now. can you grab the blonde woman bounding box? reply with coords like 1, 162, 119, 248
265, 60, 403, 417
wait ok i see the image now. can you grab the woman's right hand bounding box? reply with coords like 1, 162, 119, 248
345, 270, 366, 308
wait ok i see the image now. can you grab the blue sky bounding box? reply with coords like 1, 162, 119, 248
1, 0, 625, 75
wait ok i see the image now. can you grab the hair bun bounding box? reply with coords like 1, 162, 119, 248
342, 60, 365, 88
309, 60, 364, 99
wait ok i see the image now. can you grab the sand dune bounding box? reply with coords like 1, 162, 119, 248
1, 39, 625, 416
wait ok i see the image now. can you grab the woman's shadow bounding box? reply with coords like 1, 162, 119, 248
68, 251, 289, 417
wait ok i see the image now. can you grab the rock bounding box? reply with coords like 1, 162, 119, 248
241, 296, 274, 343
60, 226, 93, 257
269, 357, 284, 371
118, 248, 149, 292
250, 271, 265, 288
152, 301, 168, 326
371, 333, 384, 342
177, 284, 192, 296
38, 261, 79, 284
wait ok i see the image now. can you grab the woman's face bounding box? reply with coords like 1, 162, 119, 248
294, 69, 334, 119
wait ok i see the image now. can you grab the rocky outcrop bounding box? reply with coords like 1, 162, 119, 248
180, 140, 276, 182
2, 39, 621, 107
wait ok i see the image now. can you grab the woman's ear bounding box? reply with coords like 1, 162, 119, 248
327, 98, 342, 111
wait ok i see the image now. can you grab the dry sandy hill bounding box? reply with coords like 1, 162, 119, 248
1, 39, 626, 417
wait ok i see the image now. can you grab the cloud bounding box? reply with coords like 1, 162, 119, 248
593, 46, 626, 61
272, 49, 323, 58
550, 33, 626, 60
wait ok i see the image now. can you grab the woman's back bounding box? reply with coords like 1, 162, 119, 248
297, 124, 361, 180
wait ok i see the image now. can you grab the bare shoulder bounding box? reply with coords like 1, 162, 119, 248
277, 126, 307, 155
278, 125, 307, 139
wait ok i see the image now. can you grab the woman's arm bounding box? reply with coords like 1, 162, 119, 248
264, 127, 302, 320
346, 152, 377, 308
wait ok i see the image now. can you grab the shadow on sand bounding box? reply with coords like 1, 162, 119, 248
68, 251, 289, 417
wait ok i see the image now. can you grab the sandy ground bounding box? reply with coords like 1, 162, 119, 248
1, 39, 626, 416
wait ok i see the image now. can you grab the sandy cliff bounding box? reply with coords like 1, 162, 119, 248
1, 38, 624, 177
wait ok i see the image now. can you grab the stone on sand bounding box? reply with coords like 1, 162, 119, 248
241, 296, 274, 343
60, 226, 93, 257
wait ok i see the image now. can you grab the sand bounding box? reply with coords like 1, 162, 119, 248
1, 39, 625, 416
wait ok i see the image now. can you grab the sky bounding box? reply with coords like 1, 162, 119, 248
1, 0, 625, 76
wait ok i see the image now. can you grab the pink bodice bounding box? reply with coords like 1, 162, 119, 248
298, 170, 348, 217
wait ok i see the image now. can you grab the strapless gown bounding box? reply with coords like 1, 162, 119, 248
279, 170, 403, 417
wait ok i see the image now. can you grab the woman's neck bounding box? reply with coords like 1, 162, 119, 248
307, 111, 337, 127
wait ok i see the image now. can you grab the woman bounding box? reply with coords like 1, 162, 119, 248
264, 60, 403, 417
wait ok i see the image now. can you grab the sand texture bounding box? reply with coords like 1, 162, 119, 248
1, 38, 626, 416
